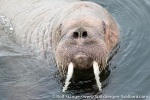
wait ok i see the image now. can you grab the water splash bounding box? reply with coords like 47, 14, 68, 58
0, 16, 14, 34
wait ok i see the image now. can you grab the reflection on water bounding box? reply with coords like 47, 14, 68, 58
1, 0, 150, 100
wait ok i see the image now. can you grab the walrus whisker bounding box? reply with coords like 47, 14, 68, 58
102, 59, 106, 71
102, 58, 105, 70
99, 58, 103, 72
56, 62, 62, 75
93, 61, 102, 91
62, 62, 74, 92
104, 56, 108, 70
99, 63, 103, 72
61, 65, 65, 76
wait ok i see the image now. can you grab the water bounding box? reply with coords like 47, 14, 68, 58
0, 0, 150, 100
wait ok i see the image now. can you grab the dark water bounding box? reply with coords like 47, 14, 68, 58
0, 0, 150, 100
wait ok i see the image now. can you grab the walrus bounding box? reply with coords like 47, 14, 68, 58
0, 0, 119, 92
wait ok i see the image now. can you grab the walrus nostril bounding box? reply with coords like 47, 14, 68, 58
73, 31, 79, 38
82, 31, 88, 38
73, 31, 88, 39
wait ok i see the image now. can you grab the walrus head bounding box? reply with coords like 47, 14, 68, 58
56, 18, 108, 77
52, 2, 119, 79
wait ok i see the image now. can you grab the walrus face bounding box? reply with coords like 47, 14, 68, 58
52, 2, 119, 92
55, 15, 109, 77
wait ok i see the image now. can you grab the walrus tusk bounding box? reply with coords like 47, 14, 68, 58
93, 61, 102, 91
62, 62, 74, 92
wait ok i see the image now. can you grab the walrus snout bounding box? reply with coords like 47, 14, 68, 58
73, 53, 92, 69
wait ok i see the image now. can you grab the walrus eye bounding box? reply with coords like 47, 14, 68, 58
102, 21, 106, 34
